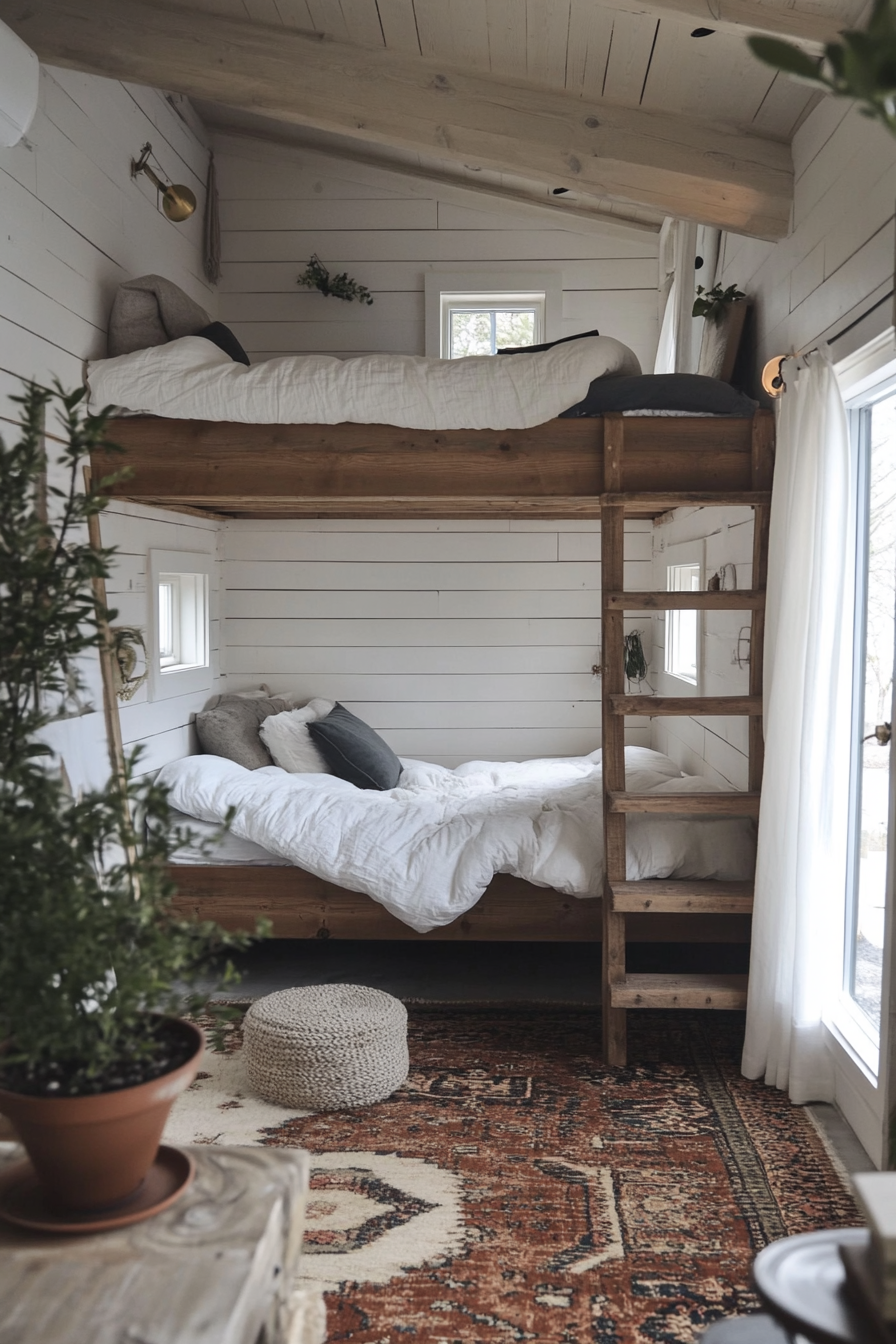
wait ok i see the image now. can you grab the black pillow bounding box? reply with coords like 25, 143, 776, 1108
560, 373, 757, 418
308, 703, 402, 791
196, 321, 251, 366
498, 328, 600, 355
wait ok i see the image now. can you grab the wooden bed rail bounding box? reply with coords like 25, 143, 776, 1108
92, 412, 772, 519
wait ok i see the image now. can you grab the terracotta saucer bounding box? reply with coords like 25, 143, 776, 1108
0, 1145, 196, 1234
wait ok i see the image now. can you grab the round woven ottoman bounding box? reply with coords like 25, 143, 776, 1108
243, 984, 409, 1110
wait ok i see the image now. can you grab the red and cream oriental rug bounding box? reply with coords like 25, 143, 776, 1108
165, 1007, 857, 1344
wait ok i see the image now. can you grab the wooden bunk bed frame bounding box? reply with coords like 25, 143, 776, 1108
92, 408, 774, 1065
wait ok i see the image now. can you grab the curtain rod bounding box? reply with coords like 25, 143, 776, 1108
762, 290, 895, 397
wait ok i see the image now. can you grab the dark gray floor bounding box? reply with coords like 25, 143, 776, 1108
213, 937, 750, 1004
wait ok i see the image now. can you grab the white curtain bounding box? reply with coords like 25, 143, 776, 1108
653, 219, 697, 375
742, 349, 856, 1103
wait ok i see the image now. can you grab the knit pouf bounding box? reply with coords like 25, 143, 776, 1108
243, 984, 409, 1110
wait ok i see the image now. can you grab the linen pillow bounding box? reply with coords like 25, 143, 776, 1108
498, 328, 600, 355
195, 694, 291, 770
560, 373, 757, 418
108, 275, 212, 357
259, 699, 336, 774
308, 703, 402, 791
196, 321, 251, 366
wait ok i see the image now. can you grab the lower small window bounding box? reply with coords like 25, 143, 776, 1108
148, 550, 212, 701
665, 561, 701, 684
158, 571, 207, 674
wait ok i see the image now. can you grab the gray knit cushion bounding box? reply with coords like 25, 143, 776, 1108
244, 985, 409, 1110
195, 694, 291, 770
108, 274, 211, 357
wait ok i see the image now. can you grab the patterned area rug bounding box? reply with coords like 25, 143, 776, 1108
164, 1007, 857, 1343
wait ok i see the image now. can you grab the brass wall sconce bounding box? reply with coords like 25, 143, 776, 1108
131, 142, 196, 222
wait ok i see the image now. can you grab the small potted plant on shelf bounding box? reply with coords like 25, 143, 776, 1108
0, 383, 252, 1227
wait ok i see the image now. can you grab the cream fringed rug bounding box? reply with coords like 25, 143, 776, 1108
166, 1008, 857, 1344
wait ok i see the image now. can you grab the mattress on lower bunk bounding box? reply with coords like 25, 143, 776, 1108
169, 810, 290, 866
159, 746, 755, 934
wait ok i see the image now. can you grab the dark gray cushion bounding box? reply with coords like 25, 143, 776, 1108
108, 274, 211, 357
195, 694, 291, 770
308, 704, 402, 791
498, 328, 600, 355
197, 322, 250, 366
560, 373, 757, 417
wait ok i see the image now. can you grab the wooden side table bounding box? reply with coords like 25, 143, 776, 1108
0, 1142, 316, 1344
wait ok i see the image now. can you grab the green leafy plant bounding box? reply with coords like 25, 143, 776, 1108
692, 283, 747, 323
749, 0, 896, 136
0, 383, 254, 1097
297, 253, 374, 305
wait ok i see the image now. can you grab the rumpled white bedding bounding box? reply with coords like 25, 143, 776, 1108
157, 746, 755, 933
86, 334, 641, 430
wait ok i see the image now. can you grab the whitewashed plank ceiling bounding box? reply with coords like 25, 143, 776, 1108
0, 0, 869, 236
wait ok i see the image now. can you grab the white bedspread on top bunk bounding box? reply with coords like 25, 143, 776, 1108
157, 746, 755, 933
86, 334, 641, 430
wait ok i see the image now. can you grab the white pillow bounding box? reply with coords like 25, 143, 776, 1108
259, 699, 335, 774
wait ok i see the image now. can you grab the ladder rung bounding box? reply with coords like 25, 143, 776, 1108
609, 880, 754, 913
609, 973, 748, 1010
608, 791, 761, 816
609, 695, 762, 717
604, 591, 764, 611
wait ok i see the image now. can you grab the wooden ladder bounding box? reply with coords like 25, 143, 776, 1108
600, 412, 774, 1066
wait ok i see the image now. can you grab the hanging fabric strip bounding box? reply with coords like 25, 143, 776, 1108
203, 150, 221, 285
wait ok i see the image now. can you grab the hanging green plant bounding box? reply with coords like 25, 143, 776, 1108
297, 254, 374, 305
747, 0, 896, 137
692, 283, 747, 324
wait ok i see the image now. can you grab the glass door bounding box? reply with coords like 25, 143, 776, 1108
845, 390, 896, 1050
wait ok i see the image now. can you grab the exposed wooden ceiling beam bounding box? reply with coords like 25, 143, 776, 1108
208, 121, 664, 237
603, 0, 860, 45
0, 0, 793, 239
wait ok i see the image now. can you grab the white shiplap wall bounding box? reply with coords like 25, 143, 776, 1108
0, 67, 220, 788
213, 132, 661, 369
720, 99, 896, 366
220, 518, 654, 766
212, 132, 661, 765
649, 506, 755, 791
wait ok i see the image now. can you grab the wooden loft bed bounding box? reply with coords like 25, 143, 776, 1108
92, 408, 774, 1067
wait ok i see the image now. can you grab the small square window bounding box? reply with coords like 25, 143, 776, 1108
148, 550, 212, 701
424, 271, 561, 358
443, 294, 545, 358
665, 562, 701, 685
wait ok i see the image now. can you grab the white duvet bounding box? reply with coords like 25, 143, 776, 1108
157, 746, 755, 933
86, 334, 641, 430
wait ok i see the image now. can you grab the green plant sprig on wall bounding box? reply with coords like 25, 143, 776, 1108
297, 253, 374, 305
692, 283, 747, 323
748, 0, 896, 136
0, 384, 258, 1097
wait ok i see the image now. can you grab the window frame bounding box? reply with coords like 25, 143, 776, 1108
658, 541, 704, 695
424, 270, 562, 358
147, 549, 213, 702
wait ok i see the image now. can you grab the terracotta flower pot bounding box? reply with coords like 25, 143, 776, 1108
0, 1018, 203, 1213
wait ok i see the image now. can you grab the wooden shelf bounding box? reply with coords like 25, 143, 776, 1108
609, 973, 749, 1009
609, 880, 754, 914
607, 791, 761, 816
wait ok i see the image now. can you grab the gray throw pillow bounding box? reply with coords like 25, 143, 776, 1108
195, 694, 291, 770
108, 274, 212, 357
308, 703, 402, 791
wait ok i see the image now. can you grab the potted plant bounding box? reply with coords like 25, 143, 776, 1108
0, 382, 251, 1222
